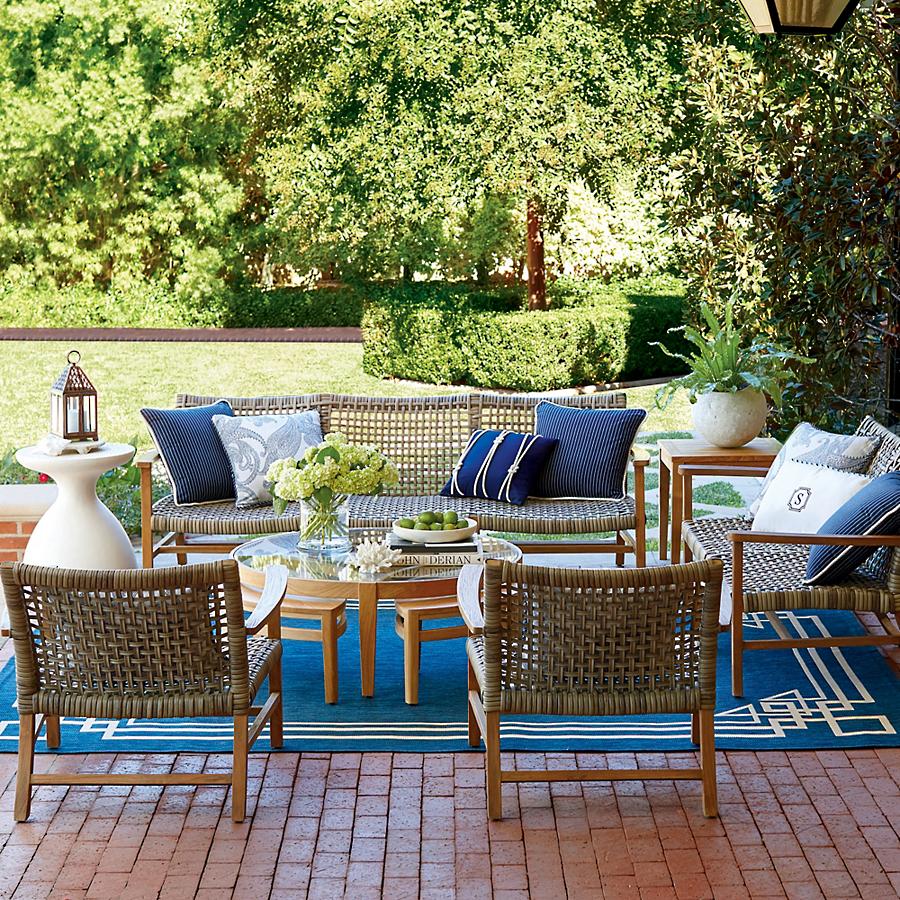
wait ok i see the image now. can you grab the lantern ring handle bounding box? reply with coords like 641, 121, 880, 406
67, 350, 81, 365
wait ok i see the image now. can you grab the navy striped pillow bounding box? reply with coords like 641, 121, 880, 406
805, 473, 900, 585
534, 402, 646, 500
141, 401, 235, 505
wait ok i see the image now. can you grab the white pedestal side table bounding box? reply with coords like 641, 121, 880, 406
15, 443, 137, 569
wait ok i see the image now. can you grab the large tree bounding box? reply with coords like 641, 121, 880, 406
0, 0, 262, 310
215, 0, 681, 306
664, 0, 899, 427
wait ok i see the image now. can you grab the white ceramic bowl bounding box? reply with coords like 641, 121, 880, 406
392, 517, 478, 544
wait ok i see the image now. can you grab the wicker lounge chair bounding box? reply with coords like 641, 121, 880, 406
458, 558, 723, 820
682, 416, 900, 697
2, 559, 287, 823
139, 391, 649, 567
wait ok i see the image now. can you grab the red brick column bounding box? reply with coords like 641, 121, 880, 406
0, 484, 57, 632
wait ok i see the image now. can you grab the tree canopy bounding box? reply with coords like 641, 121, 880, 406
0, 0, 263, 310
214, 0, 682, 290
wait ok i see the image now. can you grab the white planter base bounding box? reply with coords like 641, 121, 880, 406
692, 390, 768, 449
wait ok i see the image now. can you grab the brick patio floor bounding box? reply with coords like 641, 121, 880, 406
0, 745, 898, 899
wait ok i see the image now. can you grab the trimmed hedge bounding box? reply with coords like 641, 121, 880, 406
362, 277, 688, 391
0, 281, 366, 329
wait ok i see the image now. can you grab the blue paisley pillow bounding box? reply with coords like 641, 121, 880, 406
213, 411, 323, 508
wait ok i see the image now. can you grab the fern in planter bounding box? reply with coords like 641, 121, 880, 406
653, 301, 811, 409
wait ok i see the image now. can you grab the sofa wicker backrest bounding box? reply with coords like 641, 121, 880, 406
479, 558, 722, 716
1, 560, 250, 718
177, 391, 626, 496
855, 416, 900, 590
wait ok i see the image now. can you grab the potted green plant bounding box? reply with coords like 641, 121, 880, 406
654, 301, 811, 448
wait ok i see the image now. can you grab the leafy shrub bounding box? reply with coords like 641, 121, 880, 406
226, 285, 366, 328
362, 277, 688, 391
550, 276, 689, 381
0, 281, 227, 328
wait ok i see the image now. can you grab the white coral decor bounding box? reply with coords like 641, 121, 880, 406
350, 537, 403, 573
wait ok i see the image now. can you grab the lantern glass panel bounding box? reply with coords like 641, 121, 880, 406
66, 396, 79, 436
737, 0, 858, 33
776, 0, 846, 28
739, 0, 776, 32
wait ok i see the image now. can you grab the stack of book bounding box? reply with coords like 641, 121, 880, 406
388, 533, 485, 568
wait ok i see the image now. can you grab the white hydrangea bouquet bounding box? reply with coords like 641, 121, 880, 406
266, 433, 399, 555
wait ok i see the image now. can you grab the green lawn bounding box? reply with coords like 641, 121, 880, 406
6, 340, 691, 447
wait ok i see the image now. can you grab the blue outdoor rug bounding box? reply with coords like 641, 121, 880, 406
0, 602, 897, 754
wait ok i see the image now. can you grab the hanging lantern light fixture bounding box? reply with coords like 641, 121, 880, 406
735, 0, 862, 34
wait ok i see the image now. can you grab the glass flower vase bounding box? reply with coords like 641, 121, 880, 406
298, 494, 351, 557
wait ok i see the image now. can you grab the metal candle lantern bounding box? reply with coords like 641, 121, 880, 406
50, 350, 99, 442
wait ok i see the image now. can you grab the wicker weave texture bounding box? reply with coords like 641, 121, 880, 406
855, 416, 900, 589
151, 492, 637, 537
683, 516, 899, 615
472, 560, 722, 717
176, 391, 626, 496
0, 560, 276, 718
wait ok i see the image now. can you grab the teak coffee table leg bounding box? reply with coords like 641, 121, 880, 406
659, 459, 670, 560
358, 582, 378, 697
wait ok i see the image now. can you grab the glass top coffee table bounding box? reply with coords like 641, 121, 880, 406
232, 530, 520, 698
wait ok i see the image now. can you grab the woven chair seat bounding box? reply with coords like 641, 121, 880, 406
27, 637, 281, 720
152, 492, 637, 536
467, 635, 702, 717
683, 516, 898, 619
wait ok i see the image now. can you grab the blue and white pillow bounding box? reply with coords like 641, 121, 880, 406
213, 411, 323, 509
805, 473, 900, 585
440, 430, 558, 506
141, 401, 235, 505
534, 402, 646, 500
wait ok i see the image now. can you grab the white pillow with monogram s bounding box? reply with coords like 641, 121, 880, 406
213, 410, 323, 508
751, 459, 870, 534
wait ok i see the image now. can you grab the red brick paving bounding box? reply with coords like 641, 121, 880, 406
0, 747, 898, 899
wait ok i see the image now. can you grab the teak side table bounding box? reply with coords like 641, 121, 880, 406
658, 437, 781, 563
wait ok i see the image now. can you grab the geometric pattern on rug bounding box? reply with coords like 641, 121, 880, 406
0, 606, 896, 753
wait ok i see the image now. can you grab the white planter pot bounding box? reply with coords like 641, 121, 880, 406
692, 389, 768, 448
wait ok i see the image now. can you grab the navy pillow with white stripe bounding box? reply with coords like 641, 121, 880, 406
534, 402, 646, 500
440, 430, 558, 505
805, 473, 900, 585
141, 401, 235, 505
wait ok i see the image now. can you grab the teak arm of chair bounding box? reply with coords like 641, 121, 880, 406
246, 565, 289, 636
728, 531, 900, 548
457, 563, 484, 635
135, 448, 161, 468
138, 449, 160, 567
630, 445, 650, 467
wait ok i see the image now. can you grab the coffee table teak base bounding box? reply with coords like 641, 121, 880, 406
232, 532, 520, 702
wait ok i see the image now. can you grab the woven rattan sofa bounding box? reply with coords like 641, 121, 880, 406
139, 391, 649, 567
682, 416, 900, 697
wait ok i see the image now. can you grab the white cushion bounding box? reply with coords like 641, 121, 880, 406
751, 460, 870, 534
749, 422, 879, 515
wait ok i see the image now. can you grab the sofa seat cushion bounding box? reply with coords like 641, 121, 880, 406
683, 516, 897, 626
348, 493, 636, 534
152, 492, 637, 537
